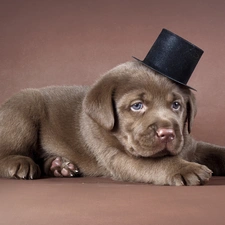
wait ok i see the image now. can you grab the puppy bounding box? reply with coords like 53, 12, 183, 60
0, 61, 225, 185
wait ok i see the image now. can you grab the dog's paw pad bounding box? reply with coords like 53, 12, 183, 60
50, 157, 80, 177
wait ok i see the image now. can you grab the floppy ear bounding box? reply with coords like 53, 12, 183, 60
186, 91, 197, 133
83, 75, 117, 131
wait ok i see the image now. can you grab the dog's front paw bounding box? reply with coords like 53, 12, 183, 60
169, 162, 213, 186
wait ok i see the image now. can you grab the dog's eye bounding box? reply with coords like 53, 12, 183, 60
131, 102, 144, 111
172, 101, 181, 110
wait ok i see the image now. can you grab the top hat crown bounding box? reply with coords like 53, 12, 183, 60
133, 29, 204, 91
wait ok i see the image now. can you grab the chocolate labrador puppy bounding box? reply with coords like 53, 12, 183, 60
0, 61, 224, 185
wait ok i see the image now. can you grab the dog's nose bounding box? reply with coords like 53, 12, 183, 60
156, 128, 175, 143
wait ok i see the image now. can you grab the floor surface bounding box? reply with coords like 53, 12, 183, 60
1, 177, 225, 225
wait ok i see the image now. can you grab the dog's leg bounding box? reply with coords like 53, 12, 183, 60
43, 156, 81, 177
96, 148, 212, 185
193, 141, 225, 176
0, 89, 44, 179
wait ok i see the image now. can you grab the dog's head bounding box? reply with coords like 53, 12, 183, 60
84, 61, 197, 158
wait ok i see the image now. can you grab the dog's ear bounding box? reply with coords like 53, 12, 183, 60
83, 75, 117, 131
186, 91, 197, 133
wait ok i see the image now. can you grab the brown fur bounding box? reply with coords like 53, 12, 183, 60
0, 61, 225, 185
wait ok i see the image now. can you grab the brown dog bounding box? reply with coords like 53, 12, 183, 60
0, 61, 225, 185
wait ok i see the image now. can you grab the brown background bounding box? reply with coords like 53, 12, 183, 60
1, 1, 225, 225
0, 0, 225, 145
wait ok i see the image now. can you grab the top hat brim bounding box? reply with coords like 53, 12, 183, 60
132, 56, 197, 91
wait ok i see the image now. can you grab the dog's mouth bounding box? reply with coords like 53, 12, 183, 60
127, 141, 181, 158
130, 129, 183, 158
116, 127, 183, 158
129, 147, 175, 158
150, 148, 176, 158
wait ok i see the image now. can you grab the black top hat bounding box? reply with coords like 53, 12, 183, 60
133, 29, 204, 91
